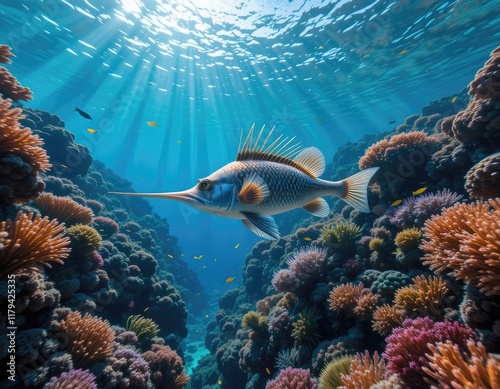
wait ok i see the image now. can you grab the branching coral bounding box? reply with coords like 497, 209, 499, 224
320, 221, 361, 255
142, 344, 189, 388
421, 198, 500, 296
372, 304, 406, 336
60, 311, 114, 369
383, 317, 475, 388
329, 283, 363, 313
35, 192, 94, 226
0, 212, 70, 278
319, 355, 354, 389
423, 340, 500, 389
465, 152, 500, 199
265, 367, 318, 389
292, 308, 321, 348
0, 96, 50, 203
65, 224, 102, 254
125, 315, 160, 341
352, 292, 378, 321
0, 45, 32, 101
43, 369, 97, 389
338, 351, 386, 389
394, 275, 448, 320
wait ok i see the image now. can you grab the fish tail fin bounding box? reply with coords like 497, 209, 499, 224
340, 167, 379, 213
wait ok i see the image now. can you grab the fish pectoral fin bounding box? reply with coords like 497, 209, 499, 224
237, 173, 269, 205
303, 197, 330, 217
293, 147, 325, 177
241, 212, 279, 240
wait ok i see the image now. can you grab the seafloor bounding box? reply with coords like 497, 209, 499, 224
0, 42, 499, 389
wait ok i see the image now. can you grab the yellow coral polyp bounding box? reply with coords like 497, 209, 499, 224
126, 314, 160, 341
368, 237, 385, 251
395, 227, 422, 253
65, 224, 102, 254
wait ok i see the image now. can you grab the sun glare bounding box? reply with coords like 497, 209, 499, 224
120, 0, 142, 14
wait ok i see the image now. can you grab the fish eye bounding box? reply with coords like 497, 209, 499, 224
198, 179, 212, 191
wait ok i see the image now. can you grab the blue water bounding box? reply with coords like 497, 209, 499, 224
1, 0, 499, 331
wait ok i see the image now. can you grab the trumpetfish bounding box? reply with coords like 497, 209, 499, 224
110, 126, 379, 239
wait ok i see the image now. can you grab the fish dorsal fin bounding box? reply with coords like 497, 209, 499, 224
241, 212, 280, 240
238, 173, 269, 205
293, 147, 325, 178
303, 197, 330, 217
237, 125, 318, 177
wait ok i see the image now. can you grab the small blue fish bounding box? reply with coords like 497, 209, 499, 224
110, 126, 379, 239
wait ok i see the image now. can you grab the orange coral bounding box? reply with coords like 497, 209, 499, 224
60, 311, 114, 369
372, 304, 406, 336
422, 199, 500, 296
0, 44, 13, 64
0, 96, 50, 203
35, 193, 94, 226
329, 283, 364, 313
0, 212, 70, 279
423, 340, 500, 389
353, 292, 379, 321
359, 131, 438, 170
339, 351, 387, 389
394, 275, 447, 320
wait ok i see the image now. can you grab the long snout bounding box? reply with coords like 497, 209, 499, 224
108, 190, 205, 206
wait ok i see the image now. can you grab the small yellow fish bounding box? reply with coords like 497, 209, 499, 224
451, 96, 457, 103
412, 186, 428, 196
390, 199, 403, 207
265, 367, 271, 375
168, 254, 174, 259
87, 128, 97, 133
218, 380, 222, 385
399, 49, 408, 55
303, 236, 312, 241
234, 243, 240, 249
146, 121, 159, 127
144, 307, 150, 312
225, 277, 236, 283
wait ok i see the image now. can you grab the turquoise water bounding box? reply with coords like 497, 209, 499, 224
1, 0, 499, 311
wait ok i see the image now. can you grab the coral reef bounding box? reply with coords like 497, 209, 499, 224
465, 152, 500, 198
142, 344, 189, 388
43, 369, 97, 389
266, 367, 318, 389
126, 315, 160, 342
337, 351, 386, 389
35, 192, 94, 226
0, 45, 32, 101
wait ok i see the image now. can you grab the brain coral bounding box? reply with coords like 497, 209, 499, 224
465, 152, 500, 198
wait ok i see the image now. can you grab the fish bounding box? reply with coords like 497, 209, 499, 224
144, 307, 150, 312
128, 300, 134, 308
451, 96, 457, 103
75, 107, 92, 120
412, 186, 428, 195
390, 199, 403, 207
225, 277, 236, 283
399, 49, 408, 55
303, 236, 312, 241
168, 254, 174, 258
205, 314, 209, 318
87, 128, 97, 134
265, 367, 271, 375
146, 121, 160, 127
234, 243, 240, 249
109, 125, 379, 239
218, 380, 222, 385
388, 120, 396, 124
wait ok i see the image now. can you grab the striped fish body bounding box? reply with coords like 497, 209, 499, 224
217, 160, 345, 218
109, 125, 379, 239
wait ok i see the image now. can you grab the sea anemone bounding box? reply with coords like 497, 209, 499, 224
292, 308, 321, 348
394, 227, 422, 253
241, 311, 268, 340
0, 212, 70, 278
125, 315, 160, 341
329, 283, 364, 313
320, 221, 361, 255
319, 355, 354, 389
65, 224, 102, 254
35, 192, 94, 226
43, 369, 97, 389
372, 304, 406, 336
394, 275, 448, 320
60, 311, 114, 369
286, 246, 327, 286
421, 198, 500, 296
423, 340, 500, 388
338, 351, 386, 389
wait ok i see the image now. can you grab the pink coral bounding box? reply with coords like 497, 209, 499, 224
265, 367, 318, 389
142, 344, 189, 388
383, 317, 475, 388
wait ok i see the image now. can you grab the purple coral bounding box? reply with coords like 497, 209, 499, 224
43, 369, 97, 389
101, 348, 151, 388
272, 247, 326, 293
389, 189, 463, 228
92, 216, 119, 238
265, 367, 318, 389
383, 317, 475, 388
